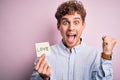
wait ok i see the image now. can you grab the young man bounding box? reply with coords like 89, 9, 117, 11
31, 1, 116, 80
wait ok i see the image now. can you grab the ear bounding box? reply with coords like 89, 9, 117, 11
57, 23, 60, 30
82, 22, 86, 30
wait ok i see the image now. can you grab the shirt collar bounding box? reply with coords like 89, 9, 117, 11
59, 38, 85, 53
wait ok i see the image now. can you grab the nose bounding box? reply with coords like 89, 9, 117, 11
68, 23, 74, 31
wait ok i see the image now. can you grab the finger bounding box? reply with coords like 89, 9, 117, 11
102, 35, 106, 41
46, 66, 51, 76
103, 42, 108, 46
35, 54, 45, 70
102, 36, 112, 45
113, 39, 117, 44
102, 36, 111, 43
111, 38, 117, 47
103, 36, 116, 45
42, 65, 51, 77
42, 63, 48, 74
34, 54, 46, 70
38, 60, 46, 73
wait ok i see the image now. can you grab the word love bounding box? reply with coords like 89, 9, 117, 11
35, 42, 50, 57
36, 47, 49, 52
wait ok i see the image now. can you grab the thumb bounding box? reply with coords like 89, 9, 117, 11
102, 35, 106, 41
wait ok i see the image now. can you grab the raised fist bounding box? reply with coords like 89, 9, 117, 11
102, 36, 117, 55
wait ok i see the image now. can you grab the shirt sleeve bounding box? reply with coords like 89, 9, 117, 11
30, 57, 44, 80
30, 70, 44, 80
101, 58, 113, 80
91, 51, 113, 80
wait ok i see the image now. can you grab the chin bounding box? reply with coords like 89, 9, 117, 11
67, 43, 76, 48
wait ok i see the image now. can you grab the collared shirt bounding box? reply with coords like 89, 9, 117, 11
31, 41, 112, 80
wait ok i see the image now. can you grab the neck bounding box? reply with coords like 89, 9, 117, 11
62, 38, 82, 53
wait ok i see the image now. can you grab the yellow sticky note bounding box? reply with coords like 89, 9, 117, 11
35, 42, 50, 57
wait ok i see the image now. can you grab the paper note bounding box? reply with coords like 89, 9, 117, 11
35, 42, 50, 57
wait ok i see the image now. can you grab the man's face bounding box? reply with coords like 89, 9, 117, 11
58, 12, 85, 49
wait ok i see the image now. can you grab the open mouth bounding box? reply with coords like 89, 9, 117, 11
66, 34, 76, 43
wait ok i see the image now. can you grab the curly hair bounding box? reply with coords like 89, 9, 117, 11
55, 0, 86, 23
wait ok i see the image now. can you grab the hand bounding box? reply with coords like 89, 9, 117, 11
34, 54, 51, 80
102, 36, 117, 55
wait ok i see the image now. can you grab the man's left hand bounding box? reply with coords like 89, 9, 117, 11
102, 36, 117, 55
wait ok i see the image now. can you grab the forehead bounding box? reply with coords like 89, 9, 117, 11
61, 12, 82, 21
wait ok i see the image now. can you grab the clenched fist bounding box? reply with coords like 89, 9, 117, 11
102, 36, 117, 55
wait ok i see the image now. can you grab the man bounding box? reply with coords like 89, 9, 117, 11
31, 0, 116, 80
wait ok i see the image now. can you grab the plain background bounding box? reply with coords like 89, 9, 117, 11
0, 0, 120, 80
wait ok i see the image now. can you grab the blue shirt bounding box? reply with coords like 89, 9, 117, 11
31, 41, 112, 80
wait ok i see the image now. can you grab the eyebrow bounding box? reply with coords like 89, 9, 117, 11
61, 17, 81, 21
73, 17, 81, 20
61, 18, 68, 21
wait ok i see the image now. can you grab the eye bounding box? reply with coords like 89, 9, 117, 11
61, 21, 69, 25
73, 21, 80, 25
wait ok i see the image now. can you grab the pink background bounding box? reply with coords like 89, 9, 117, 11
0, 0, 120, 80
